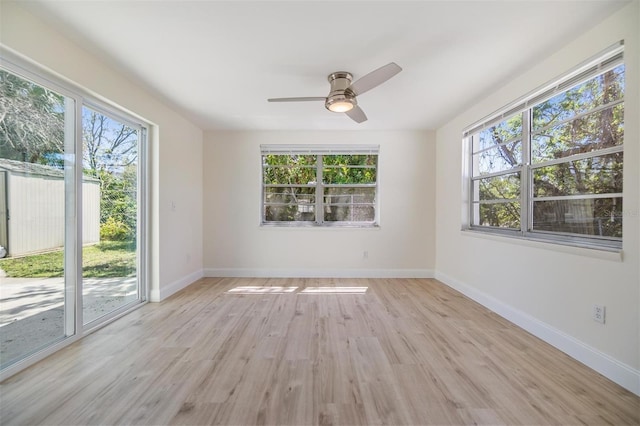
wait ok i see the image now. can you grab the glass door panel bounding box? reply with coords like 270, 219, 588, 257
0, 69, 75, 368
81, 106, 140, 325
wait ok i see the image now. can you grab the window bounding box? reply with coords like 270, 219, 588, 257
261, 145, 379, 226
464, 43, 624, 249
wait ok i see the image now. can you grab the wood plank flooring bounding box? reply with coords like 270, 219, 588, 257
1, 277, 638, 425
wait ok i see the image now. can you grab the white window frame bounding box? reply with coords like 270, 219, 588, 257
462, 42, 624, 251
261, 145, 379, 227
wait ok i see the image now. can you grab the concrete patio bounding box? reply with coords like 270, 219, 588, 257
0, 276, 138, 366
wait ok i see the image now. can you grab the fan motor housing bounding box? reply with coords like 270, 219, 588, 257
325, 72, 357, 112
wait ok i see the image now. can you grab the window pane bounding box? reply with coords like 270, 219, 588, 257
0, 69, 72, 369
263, 154, 317, 185
323, 154, 377, 166
265, 205, 315, 222
473, 114, 522, 153
532, 65, 624, 131
263, 165, 316, 185
473, 202, 521, 229
322, 154, 377, 184
473, 141, 521, 176
323, 167, 377, 184
324, 187, 375, 222
532, 153, 623, 198
264, 186, 316, 222
532, 103, 624, 163
263, 154, 317, 167
82, 106, 140, 325
533, 198, 622, 238
473, 173, 520, 201
264, 186, 315, 204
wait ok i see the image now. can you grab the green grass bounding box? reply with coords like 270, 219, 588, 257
0, 241, 136, 278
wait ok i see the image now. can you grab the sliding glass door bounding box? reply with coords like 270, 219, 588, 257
0, 61, 147, 373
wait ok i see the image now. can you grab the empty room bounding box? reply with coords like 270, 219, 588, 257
0, 0, 639, 425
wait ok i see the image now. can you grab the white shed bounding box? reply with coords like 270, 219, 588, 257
0, 159, 100, 257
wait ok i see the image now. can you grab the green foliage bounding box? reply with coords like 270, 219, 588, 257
263, 154, 377, 185
323, 155, 377, 184
100, 217, 132, 241
478, 203, 520, 229
91, 165, 137, 238
0, 241, 135, 278
263, 154, 316, 185
478, 174, 520, 200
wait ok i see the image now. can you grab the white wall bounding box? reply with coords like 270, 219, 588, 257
435, 2, 640, 394
0, 3, 205, 300
203, 130, 435, 277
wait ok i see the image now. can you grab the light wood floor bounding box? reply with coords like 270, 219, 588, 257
1, 278, 638, 425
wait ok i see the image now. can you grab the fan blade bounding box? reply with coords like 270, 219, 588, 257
267, 97, 326, 102
349, 62, 402, 96
345, 105, 367, 123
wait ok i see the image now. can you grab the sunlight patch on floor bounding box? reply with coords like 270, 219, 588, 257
299, 287, 368, 294
226, 286, 298, 294
225, 286, 369, 295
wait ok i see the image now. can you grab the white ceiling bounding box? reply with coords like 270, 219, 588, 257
21, 0, 628, 131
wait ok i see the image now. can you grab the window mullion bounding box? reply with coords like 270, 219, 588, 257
316, 155, 323, 225
65, 96, 81, 337
468, 135, 477, 227
521, 109, 532, 235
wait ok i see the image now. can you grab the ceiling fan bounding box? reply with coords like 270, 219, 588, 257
267, 62, 402, 123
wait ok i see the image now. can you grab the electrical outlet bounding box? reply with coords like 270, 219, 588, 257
593, 304, 606, 324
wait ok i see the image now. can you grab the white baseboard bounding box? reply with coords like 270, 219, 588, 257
204, 268, 434, 279
149, 269, 204, 302
435, 271, 640, 397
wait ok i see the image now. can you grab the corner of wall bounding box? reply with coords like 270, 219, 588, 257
150, 269, 204, 302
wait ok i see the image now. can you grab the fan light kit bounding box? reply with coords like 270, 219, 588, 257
268, 62, 402, 123
327, 99, 355, 113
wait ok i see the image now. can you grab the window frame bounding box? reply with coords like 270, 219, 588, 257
462, 42, 624, 251
260, 145, 380, 227
0, 47, 150, 380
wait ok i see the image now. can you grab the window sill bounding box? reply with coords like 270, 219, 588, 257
260, 223, 380, 230
461, 228, 623, 262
